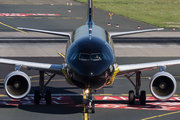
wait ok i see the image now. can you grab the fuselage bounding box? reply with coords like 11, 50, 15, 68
65, 24, 116, 90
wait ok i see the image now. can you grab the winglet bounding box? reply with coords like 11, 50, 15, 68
157, 28, 164, 31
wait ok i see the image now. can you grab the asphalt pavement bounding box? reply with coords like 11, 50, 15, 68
0, 3, 179, 39
0, 1, 180, 120
0, 57, 180, 120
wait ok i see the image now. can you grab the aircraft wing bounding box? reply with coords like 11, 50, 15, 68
17, 27, 71, 37
110, 28, 164, 37
117, 59, 180, 76
0, 58, 64, 75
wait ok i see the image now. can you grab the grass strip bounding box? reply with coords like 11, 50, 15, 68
76, 0, 180, 28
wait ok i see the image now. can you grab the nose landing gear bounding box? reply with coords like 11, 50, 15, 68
83, 89, 95, 113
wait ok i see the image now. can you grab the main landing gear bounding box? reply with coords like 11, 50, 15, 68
125, 71, 146, 105
84, 89, 95, 113
34, 71, 56, 104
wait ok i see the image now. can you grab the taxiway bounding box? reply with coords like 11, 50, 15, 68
0, 57, 180, 120
0, 0, 180, 120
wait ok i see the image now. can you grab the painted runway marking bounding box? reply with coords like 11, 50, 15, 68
0, 22, 27, 33
0, 13, 60, 17
0, 96, 74, 105
94, 96, 180, 111
1, 74, 179, 84
58, 53, 65, 58
109, 13, 113, 19
0, 16, 83, 19
0, 93, 180, 97
1, 95, 180, 111
0, 79, 65, 84
0, 3, 43, 5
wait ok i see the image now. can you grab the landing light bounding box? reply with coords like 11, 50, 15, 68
85, 89, 89, 94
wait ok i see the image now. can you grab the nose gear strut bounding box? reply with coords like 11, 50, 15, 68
84, 89, 95, 113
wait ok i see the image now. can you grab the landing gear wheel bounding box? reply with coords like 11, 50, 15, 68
140, 90, 146, 105
91, 104, 95, 113
34, 90, 40, 104
85, 104, 89, 113
129, 90, 135, 105
45, 90, 52, 104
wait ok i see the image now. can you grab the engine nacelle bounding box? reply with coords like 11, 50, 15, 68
150, 72, 177, 100
4, 71, 31, 99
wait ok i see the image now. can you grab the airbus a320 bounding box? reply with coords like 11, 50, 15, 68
0, 0, 178, 113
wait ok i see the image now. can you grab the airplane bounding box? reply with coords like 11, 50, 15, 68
0, 0, 178, 113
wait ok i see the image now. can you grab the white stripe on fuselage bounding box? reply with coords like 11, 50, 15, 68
90, 0, 92, 8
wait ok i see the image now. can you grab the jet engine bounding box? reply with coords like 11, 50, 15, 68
4, 71, 31, 99
150, 72, 177, 100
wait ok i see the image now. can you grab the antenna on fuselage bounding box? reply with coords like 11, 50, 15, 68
88, 25, 92, 40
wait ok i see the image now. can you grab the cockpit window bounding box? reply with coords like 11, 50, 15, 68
102, 53, 110, 60
91, 53, 102, 61
70, 53, 111, 61
70, 53, 79, 60
79, 53, 90, 60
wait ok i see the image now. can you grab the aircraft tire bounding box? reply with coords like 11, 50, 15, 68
129, 90, 135, 105
140, 90, 146, 105
34, 90, 40, 104
92, 104, 95, 113
45, 90, 52, 104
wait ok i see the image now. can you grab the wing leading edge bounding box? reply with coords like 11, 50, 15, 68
17, 27, 71, 37
0, 58, 64, 74
117, 59, 180, 76
110, 28, 164, 37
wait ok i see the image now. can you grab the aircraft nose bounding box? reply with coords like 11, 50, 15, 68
74, 61, 110, 76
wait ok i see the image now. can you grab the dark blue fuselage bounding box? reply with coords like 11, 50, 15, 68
65, 25, 115, 90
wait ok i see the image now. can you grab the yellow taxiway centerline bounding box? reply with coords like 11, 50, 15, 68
141, 110, 180, 120
0, 22, 27, 33
83, 90, 89, 120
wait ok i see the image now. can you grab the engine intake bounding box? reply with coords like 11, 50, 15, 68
150, 72, 177, 100
4, 71, 31, 99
